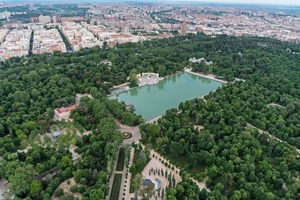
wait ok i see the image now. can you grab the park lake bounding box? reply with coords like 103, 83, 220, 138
116, 72, 224, 120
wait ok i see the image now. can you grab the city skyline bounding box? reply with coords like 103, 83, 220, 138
4, 0, 300, 6
1, 1, 300, 61
172, 0, 300, 6
0, 2, 299, 200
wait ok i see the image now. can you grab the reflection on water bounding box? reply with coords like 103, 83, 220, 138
171, 74, 177, 83
147, 85, 151, 93
191, 74, 197, 80
157, 80, 165, 90
117, 72, 223, 120
201, 77, 212, 84
129, 88, 139, 96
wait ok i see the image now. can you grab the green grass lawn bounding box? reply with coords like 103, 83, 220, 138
116, 147, 125, 171
162, 152, 205, 176
110, 174, 122, 200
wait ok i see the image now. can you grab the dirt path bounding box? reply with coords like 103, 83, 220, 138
247, 123, 300, 154
69, 145, 81, 161
191, 177, 210, 192
52, 178, 82, 200
75, 94, 92, 106
0, 179, 9, 200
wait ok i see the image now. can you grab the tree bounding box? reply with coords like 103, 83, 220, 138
0, 106, 4, 118
9, 165, 35, 197
0, 123, 5, 136
89, 188, 105, 199
59, 155, 72, 170
30, 180, 42, 198
132, 173, 142, 198
129, 69, 138, 87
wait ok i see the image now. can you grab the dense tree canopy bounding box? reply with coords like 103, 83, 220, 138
0, 33, 299, 199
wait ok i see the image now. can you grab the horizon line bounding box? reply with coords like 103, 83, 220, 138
4, 0, 300, 7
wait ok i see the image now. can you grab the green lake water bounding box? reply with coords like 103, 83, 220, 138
117, 72, 224, 120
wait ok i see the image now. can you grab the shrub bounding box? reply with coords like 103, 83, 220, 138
55, 189, 64, 197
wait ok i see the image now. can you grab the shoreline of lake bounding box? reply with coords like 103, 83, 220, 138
116, 72, 224, 120
108, 70, 227, 98
184, 68, 228, 84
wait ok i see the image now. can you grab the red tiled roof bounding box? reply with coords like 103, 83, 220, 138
111, 33, 132, 38
55, 105, 77, 114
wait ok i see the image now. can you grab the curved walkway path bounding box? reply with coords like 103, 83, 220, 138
184, 68, 228, 84
115, 120, 141, 145
247, 123, 300, 154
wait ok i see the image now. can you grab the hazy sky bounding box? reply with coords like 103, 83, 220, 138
173, 0, 300, 5
7, 0, 300, 6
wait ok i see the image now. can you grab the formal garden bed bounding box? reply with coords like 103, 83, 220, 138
122, 131, 132, 139
110, 174, 123, 200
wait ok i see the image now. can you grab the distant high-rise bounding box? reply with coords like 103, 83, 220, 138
5, 10, 9, 22
122, 24, 130, 33
180, 22, 187, 36
38, 15, 51, 24
196, 26, 204, 33
4, 2, 9, 21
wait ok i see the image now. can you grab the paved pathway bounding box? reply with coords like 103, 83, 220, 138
106, 120, 141, 200
138, 145, 210, 199
115, 120, 141, 145
106, 145, 136, 200
150, 149, 210, 192
112, 82, 130, 89
184, 68, 228, 83
141, 153, 182, 200
120, 147, 135, 200
145, 115, 163, 124
107, 121, 211, 200
106, 148, 120, 200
